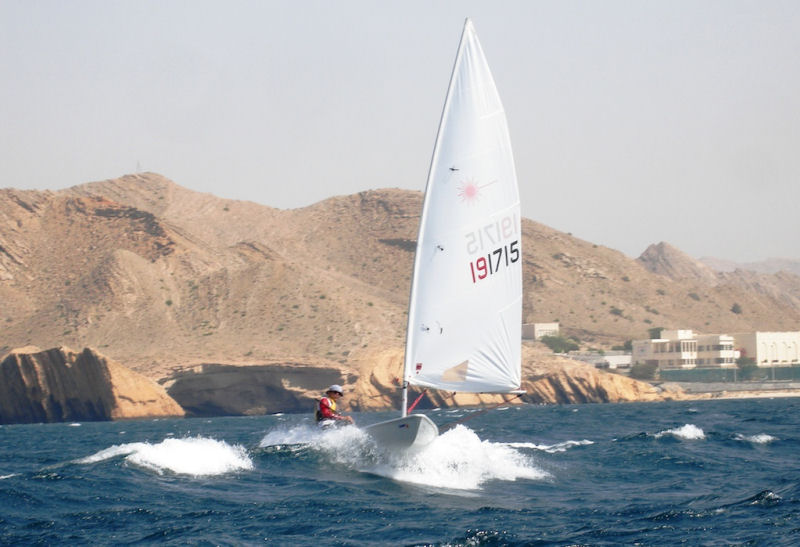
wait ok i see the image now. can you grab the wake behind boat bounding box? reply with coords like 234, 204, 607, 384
364, 19, 523, 451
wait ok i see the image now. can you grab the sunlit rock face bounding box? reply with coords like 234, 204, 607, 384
0, 346, 184, 424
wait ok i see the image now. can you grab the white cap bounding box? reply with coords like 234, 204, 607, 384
326, 384, 343, 395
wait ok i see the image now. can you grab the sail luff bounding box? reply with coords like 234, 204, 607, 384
401, 19, 475, 416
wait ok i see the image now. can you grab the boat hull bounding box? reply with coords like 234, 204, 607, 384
363, 414, 439, 451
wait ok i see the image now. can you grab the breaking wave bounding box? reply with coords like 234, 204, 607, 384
654, 424, 706, 440
76, 436, 254, 476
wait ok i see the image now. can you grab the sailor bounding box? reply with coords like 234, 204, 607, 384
316, 385, 354, 426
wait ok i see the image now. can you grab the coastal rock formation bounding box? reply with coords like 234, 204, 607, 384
155, 346, 684, 418
345, 346, 685, 412
0, 347, 184, 424
0, 345, 685, 423
522, 363, 682, 404
164, 362, 355, 416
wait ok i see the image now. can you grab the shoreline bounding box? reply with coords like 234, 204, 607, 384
662, 381, 800, 401
704, 389, 800, 400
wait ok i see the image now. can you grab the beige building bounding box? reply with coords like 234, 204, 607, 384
632, 329, 737, 370
731, 332, 800, 366
696, 333, 737, 366
522, 322, 560, 340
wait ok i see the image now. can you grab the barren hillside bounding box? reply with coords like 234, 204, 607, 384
1, 173, 799, 412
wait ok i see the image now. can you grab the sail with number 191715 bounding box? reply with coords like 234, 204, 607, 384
363, 18, 523, 450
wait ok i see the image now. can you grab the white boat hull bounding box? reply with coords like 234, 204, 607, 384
363, 414, 439, 451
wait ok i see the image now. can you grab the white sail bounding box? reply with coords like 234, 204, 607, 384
403, 19, 522, 394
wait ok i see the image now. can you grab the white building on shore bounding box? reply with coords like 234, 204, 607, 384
633, 329, 800, 370
632, 330, 737, 370
731, 332, 800, 366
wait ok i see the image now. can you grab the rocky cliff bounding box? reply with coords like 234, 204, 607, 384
0, 347, 184, 424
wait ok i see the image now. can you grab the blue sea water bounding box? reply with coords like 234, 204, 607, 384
1, 397, 799, 546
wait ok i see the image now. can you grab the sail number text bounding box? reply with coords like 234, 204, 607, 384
469, 240, 519, 283
464, 214, 517, 255
465, 214, 520, 284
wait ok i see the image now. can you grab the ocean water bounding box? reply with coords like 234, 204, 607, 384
2, 398, 799, 546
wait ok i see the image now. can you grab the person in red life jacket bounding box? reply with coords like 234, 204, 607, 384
316, 385, 354, 425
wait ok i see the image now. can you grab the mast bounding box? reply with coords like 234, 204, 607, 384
401, 19, 474, 417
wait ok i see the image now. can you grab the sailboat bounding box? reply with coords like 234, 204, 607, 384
363, 19, 523, 450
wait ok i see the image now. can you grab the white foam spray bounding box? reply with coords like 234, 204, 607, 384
655, 424, 706, 440
259, 423, 375, 463
363, 425, 548, 490
259, 424, 548, 490
735, 433, 777, 444
76, 436, 254, 476
507, 439, 594, 453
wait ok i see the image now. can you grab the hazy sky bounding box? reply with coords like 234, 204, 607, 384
2, 1, 798, 262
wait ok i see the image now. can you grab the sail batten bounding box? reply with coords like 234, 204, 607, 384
402, 19, 522, 399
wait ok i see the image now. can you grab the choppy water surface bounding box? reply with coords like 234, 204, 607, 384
1, 398, 799, 545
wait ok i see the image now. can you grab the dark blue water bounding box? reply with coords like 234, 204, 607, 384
2, 398, 799, 545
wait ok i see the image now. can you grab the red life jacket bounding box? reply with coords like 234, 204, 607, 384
315, 396, 337, 422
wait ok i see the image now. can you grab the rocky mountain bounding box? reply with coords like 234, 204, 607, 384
638, 242, 800, 318
1, 173, 798, 418
638, 242, 719, 285
701, 256, 800, 276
